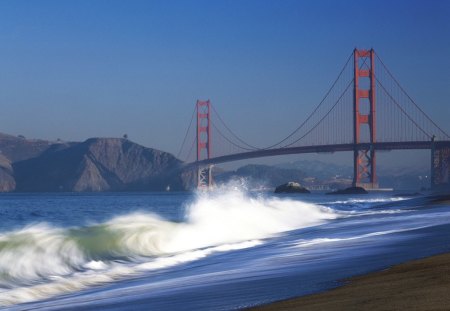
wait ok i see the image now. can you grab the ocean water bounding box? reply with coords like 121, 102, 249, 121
0, 187, 449, 310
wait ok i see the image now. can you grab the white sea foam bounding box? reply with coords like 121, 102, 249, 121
337, 209, 405, 217
0, 188, 337, 306
295, 227, 427, 248
163, 190, 336, 253
0, 224, 86, 286
326, 197, 408, 205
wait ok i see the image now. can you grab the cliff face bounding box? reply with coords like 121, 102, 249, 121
0, 133, 62, 192
0, 133, 58, 162
0, 154, 15, 192
13, 138, 185, 192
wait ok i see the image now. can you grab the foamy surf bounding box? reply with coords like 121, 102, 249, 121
326, 197, 408, 205
295, 228, 426, 248
0, 189, 337, 306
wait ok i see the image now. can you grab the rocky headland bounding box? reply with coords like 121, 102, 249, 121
0, 133, 193, 192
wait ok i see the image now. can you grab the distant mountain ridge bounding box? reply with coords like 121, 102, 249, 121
0, 133, 64, 192
0, 133, 191, 192
216, 160, 430, 190
0, 133, 63, 162
276, 160, 353, 179
0, 132, 432, 192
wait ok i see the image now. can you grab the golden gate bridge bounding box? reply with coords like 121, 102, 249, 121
177, 49, 450, 190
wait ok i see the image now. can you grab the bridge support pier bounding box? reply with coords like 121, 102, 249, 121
431, 140, 450, 191
354, 147, 378, 190
197, 165, 214, 190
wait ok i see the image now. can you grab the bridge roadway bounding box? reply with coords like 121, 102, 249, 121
188, 140, 450, 167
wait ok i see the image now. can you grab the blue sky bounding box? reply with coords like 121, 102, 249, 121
0, 0, 449, 167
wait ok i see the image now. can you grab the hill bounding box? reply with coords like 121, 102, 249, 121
276, 160, 352, 179
216, 160, 430, 191
0, 132, 430, 192
0, 153, 15, 191
13, 138, 186, 192
0, 133, 64, 162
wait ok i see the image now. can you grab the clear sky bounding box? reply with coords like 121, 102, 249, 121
0, 0, 449, 167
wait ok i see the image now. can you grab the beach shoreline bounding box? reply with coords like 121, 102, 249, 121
249, 252, 450, 310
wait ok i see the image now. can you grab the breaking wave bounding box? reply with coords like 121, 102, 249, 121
0, 189, 337, 306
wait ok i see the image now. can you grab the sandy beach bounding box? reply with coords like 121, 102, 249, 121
251, 252, 450, 310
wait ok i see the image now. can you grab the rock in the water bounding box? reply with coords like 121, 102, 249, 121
326, 186, 368, 195
216, 164, 305, 188
275, 182, 310, 194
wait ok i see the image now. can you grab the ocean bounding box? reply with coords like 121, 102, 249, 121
1, 187, 449, 310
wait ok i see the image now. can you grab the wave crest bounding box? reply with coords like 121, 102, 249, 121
0, 189, 337, 305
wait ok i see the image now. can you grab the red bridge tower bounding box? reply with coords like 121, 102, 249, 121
196, 100, 213, 189
353, 49, 378, 189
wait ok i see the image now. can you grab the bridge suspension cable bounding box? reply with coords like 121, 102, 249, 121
375, 75, 431, 139
272, 54, 374, 148
210, 121, 256, 152
177, 105, 197, 159
210, 104, 260, 150
178, 49, 450, 164
281, 79, 354, 148
261, 51, 355, 150
375, 53, 450, 139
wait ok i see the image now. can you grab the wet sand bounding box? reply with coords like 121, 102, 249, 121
250, 252, 450, 310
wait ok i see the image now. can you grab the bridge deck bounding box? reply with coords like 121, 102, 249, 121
188, 141, 450, 166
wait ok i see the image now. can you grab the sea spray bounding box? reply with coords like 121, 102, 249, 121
164, 189, 337, 253
0, 224, 85, 287
0, 188, 337, 306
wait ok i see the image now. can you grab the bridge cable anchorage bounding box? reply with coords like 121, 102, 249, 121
177, 105, 197, 160
260, 51, 355, 150
281, 79, 354, 148
375, 53, 450, 139
375, 75, 433, 139
210, 104, 260, 150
